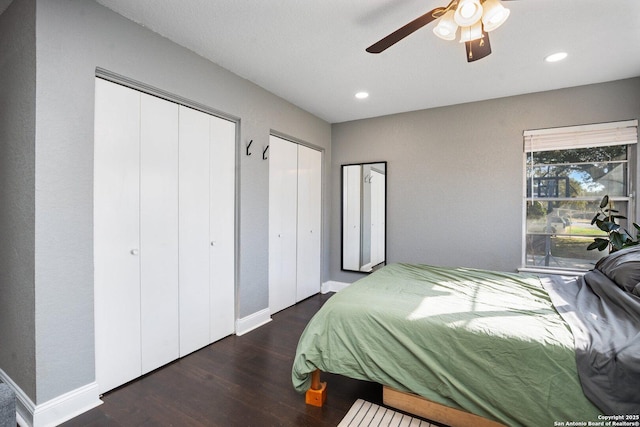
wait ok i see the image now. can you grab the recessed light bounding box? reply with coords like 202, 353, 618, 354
544, 52, 568, 63
355, 92, 369, 100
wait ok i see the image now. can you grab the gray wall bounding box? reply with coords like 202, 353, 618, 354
0, 0, 37, 401
331, 77, 640, 283
2, 0, 331, 405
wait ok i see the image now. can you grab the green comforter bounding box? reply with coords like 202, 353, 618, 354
292, 263, 601, 426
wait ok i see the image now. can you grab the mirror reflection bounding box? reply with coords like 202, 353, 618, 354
342, 162, 386, 272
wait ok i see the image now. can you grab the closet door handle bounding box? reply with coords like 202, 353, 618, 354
130, 249, 139, 256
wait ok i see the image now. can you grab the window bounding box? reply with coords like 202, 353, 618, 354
523, 120, 638, 271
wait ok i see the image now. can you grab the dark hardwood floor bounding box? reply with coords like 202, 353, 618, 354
63, 293, 384, 426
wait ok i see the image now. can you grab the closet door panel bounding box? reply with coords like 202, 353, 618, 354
379, 174, 386, 265
140, 94, 180, 374
178, 106, 211, 356
296, 145, 322, 301
371, 170, 385, 267
209, 117, 236, 342
268, 136, 298, 314
94, 79, 142, 393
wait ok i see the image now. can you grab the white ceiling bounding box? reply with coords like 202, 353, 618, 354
6, 0, 640, 123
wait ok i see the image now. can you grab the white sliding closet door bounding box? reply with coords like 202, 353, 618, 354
296, 145, 321, 301
94, 79, 142, 393
139, 94, 180, 374
269, 135, 322, 313
179, 106, 236, 356
370, 169, 385, 267
178, 106, 211, 356
179, 106, 235, 354
95, 78, 236, 393
209, 117, 236, 342
268, 136, 298, 314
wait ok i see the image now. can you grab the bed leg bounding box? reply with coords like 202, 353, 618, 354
305, 369, 327, 407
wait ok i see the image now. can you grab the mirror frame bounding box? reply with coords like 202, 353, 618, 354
341, 161, 387, 273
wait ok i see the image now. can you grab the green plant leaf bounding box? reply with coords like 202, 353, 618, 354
596, 220, 619, 232
595, 219, 607, 232
587, 238, 609, 251
611, 233, 624, 250
587, 195, 639, 253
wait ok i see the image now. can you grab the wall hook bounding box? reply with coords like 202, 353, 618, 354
263, 145, 269, 160
246, 139, 253, 156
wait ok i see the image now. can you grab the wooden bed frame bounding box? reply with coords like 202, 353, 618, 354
306, 369, 506, 427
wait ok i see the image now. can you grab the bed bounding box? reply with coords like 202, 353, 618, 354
292, 253, 640, 426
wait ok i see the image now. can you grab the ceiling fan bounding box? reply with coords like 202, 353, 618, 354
366, 0, 513, 62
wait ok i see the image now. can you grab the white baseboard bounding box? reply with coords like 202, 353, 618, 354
32, 382, 102, 427
321, 281, 351, 294
235, 308, 271, 336
236, 285, 356, 335
0, 369, 102, 427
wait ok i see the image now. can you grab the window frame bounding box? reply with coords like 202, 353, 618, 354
521, 120, 638, 273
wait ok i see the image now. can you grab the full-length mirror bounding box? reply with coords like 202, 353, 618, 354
342, 162, 386, 272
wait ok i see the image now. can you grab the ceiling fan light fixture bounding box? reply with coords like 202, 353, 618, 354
481, 0, 510, 32
365, 0, 511, 60
459, 21, 483, 43
433, 10, 458, 40
454, 0, 483, 27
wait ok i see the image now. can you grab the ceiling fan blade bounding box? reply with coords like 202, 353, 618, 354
465, 30, 492, 62
366, 7, 445, 54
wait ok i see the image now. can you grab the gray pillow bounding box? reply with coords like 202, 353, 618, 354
633, 283, 640, 298
595, 246, 640, 293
